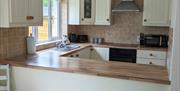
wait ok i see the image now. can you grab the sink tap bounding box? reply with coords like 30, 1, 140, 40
56, 35, 70, 48
62, 35, 70, 45
56, 41, 65, 48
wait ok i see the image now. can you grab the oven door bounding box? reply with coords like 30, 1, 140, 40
144, 36, 160, 47
109, 48, 137, 63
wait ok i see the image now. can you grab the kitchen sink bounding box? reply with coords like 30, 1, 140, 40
54, 44, 80, 51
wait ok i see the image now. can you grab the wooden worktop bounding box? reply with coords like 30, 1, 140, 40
0, 44, 170, 85
92, 43, 168, 51
60, 43, 168, 56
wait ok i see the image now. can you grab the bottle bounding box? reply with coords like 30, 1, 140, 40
26, 33, 36, 54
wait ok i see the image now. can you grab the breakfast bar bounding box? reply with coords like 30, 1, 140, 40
0, 43, 170, 84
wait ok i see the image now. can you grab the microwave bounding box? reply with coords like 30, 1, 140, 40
140, 33, 169, 47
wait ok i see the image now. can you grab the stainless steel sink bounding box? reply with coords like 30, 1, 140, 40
54, 44, 80, 51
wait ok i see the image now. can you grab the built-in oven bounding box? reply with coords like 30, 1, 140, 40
109, 48, 137, 63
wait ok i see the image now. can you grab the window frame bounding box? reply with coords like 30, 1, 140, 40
31, 0, 62, 44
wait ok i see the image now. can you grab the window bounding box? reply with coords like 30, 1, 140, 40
29, 0, 61, 43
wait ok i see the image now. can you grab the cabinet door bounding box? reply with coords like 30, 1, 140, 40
137, 50, 167, 60
10, 0, 28, 24
28, 0, 43, 26
73, 48, 90, 59
95, 0, 111, 25
80, 0, 95, 25
68, 0, 80, 25
137, 58, 166, 66
90, 47, 109, 61
77, 48, 91, 59
143, 0, 170, 26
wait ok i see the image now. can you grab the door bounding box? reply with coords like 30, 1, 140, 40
143, 0, 170, 26
28, 0, 43, 26
80, 0, 95, 25
95, 0, 111, 25
10, 0, 28, 24
90, 47, 109, 61
68, 0, 80, 25
77, 48, 91, 59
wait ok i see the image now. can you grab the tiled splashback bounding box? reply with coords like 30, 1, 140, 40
69, 12, 169, 44
0, 27, 28, 59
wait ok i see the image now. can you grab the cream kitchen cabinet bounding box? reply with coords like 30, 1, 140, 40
80, 0, 96, 25
68, 47, 91, 59
137, 50, 167, 66
68, 0, 95, 25
74, 47, 91, 59
67, 47, 109, 61
90, 47, 109, 61
95, 0, 111, 25
0, 0, 42, 28
137, 58, 166, 66
143, 0, 170, 27
68, 0, 111, 25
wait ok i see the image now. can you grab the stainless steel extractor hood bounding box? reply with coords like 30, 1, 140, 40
112, 0, 140, 12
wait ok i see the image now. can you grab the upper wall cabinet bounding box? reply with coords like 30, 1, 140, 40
80, 0, 96, 25
95, 0, 111, 25
68, 0, 111, 25
143, 0, 170, 27
0, 0, 43, 28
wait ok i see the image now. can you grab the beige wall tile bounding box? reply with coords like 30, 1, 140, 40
0, 27, 28, 59
69, 12, 169, 44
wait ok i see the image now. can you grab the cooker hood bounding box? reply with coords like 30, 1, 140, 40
112, 0, 140, 12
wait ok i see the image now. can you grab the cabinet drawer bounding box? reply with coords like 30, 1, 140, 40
137, 50, 167, 60
137, 58, 166, 66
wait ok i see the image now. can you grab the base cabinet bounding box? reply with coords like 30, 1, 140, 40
137, 50, 167, 66
11, 67, 170, 91
137, 58, 166, 66
90, 47, 109, 61
67, 47, 109, 61
75, 47, 91, 59
68, 47, 91, 59
67, 47, 167, 66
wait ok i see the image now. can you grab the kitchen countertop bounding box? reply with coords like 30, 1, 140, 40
61, 43, 168, 56
93, 43, 168, 51
0, 43, 170, 85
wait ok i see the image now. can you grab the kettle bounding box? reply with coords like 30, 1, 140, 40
69, 33, 78, 43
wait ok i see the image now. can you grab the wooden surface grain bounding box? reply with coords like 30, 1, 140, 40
0, 44, 170, 85
92, 43, 168, 51
61, 43, 167, 56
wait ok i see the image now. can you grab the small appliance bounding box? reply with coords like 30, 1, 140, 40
69, 33, 78, 43
140, 33, 169, 47
78, 35, 88, 43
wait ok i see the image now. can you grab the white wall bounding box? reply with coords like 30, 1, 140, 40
170, 0, 177, 28
170, 0, 180, 90
11, 67, 170, 91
